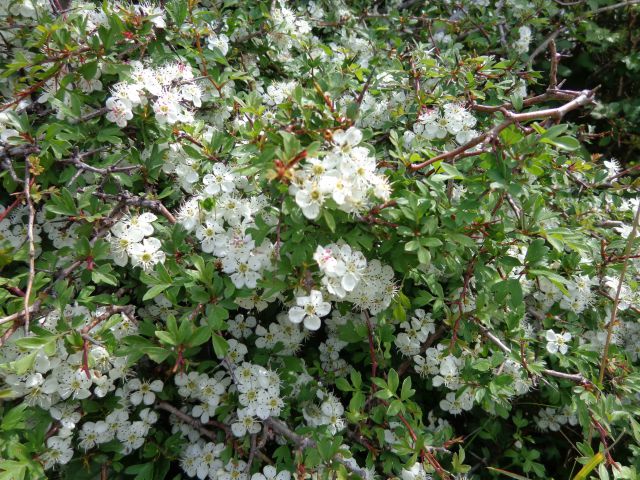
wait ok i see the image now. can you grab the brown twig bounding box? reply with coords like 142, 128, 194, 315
411, 89, 595, 170
59, 147, 137, 175
23, 161, 36, 334
364, 310, 378, 379
90, 191, 177, 224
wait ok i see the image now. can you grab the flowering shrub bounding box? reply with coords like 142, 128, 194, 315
1, 1, 640, 479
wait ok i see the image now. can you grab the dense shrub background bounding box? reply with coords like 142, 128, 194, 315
0, 1, 639, 480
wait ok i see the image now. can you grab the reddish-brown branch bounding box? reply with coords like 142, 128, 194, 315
450, 254, 478, 350
364, 310, 378, 379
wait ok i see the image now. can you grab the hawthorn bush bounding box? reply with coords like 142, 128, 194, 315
1, 1, 640, 480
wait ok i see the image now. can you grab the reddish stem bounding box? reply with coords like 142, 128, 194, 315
81, 339, 91, 379
364, 310, 378, 379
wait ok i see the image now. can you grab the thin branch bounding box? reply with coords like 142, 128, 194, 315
81, 305, 133, 334
411, 89, 595, 171
90, 191, 177, 224
364, 310, 378, 379
157, 401, 219, 442
1, 159, 23, 183
59, 147, 138, 175
265, 417, 370, 478
476, 323, 592, 386
598, 202, 640, 384
245, 433, 258, 476
23, 162, 36, 334
0, 144, 40, 161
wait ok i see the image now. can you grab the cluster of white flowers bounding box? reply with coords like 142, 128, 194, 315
514, 26, 532, 54
313, 242, 398, 314
303, 390, 346, 435
105, 61, 202, 127
432, 354, 464, 391
355, 88, 408, 129
439, 389, 475, 415
603, 275, 636, 311
231, 362, 283, 436
395, 309, 437, 356
289, 127, 391, 220
621, 321, 640, 361
175, 160, 278, 292
409, 103, 478, 144
180, 441, 226, 479
159, 143, 202, 193
255, 313, 306, 354
261, 80, 297, 107
500, 359, 533, 396
558, 274, 598, 314
0, 204, 41, 252
314, 242, 367, 297
535, 406, 578, 432
251, 465, 291, 480
109, 212, 165, 271
174, 370, 230, 423
2, 306, 133, 406
0, 305, 152, 469
269, 0, 312, 62
319, 336, 349, 375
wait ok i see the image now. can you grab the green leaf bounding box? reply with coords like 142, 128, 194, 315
387, 369, 399, 393
212, 335, 229, 358
317, 438, 334, 461
189, 326, 211, 347
207, 306, 229, 330
166, 0, 188, 25
572, 453, 605, 480
155, 330, 177, 346
541, 135, 580, 151
386, 399, 404, 416
323, 210, 336, 233
419, 237, 442, 247
525, 239, 549, 265
1, 404, 28, 431
400, 377, 414, 400
350, 370, 362, 389
143, 284, 171, 302
335, 377, 352, 392
8, 350, 37, 374
404, 240, 420, 252
91, 269, 118, 286
141, 347, 171, 364
13, 336, 54, 349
